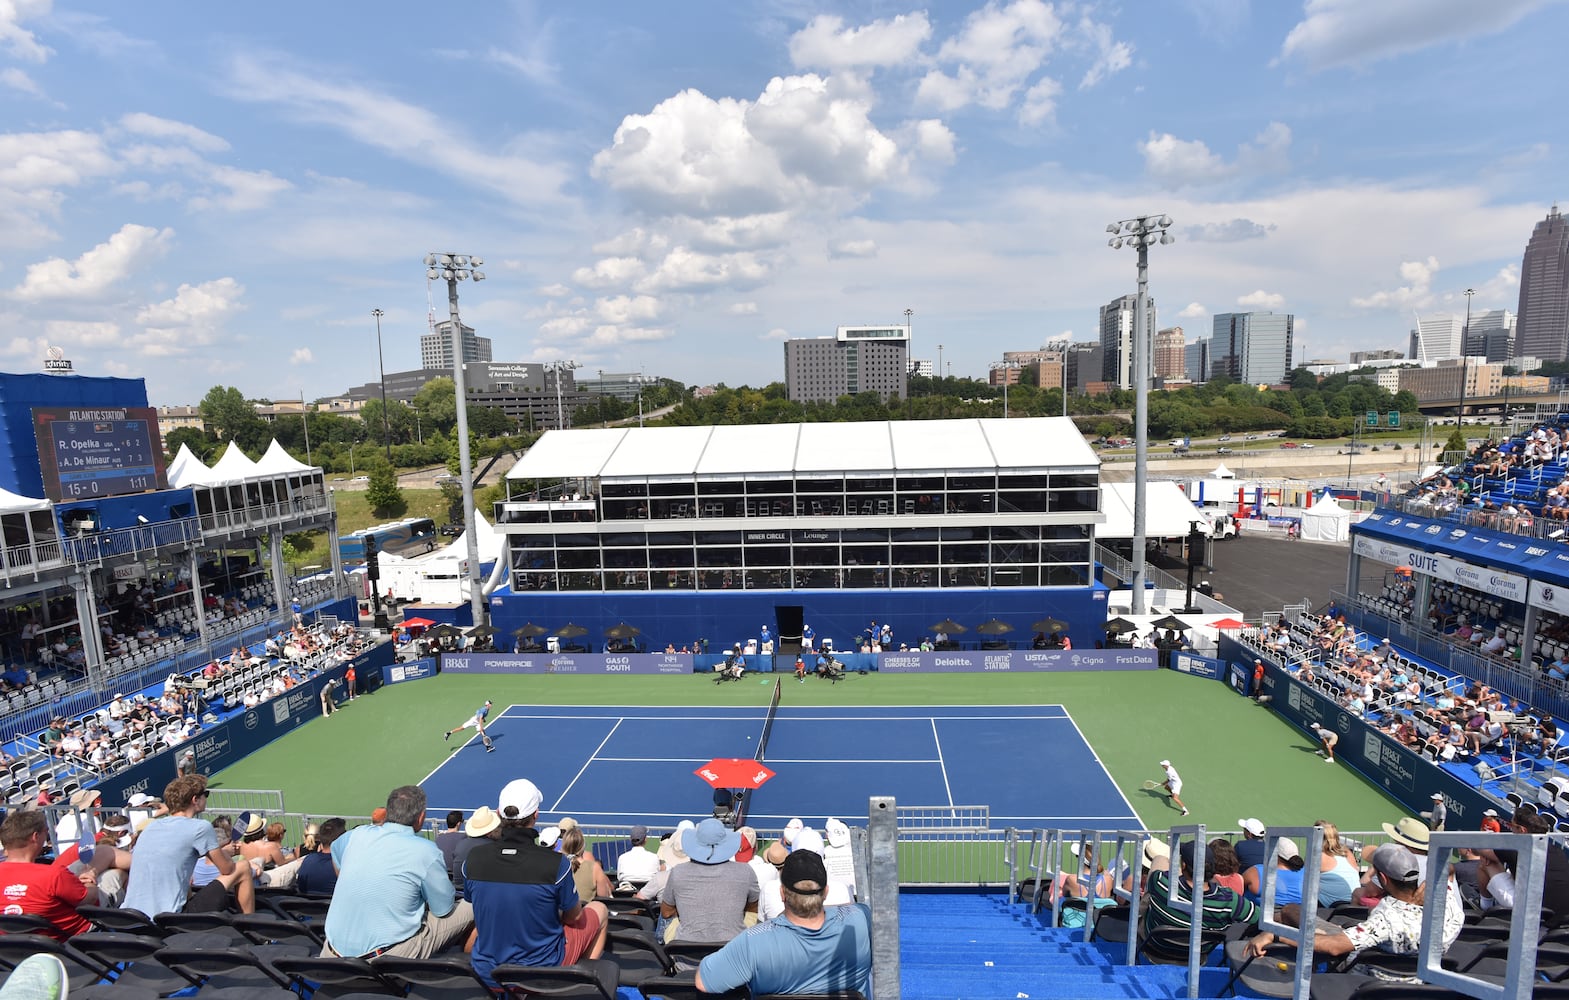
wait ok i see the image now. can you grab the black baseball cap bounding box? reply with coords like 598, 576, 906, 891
780, 849, 828, 894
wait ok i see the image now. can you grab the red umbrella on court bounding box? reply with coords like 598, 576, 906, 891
695, 758, 776, 789
1210, 617, 1247, 630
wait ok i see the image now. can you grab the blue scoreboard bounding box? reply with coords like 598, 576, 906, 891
31, 406, 168, 501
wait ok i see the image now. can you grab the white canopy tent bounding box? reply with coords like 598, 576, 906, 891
1099, 482, 1211, 539
377, 509, 502, 605
166, 444, 221, 489
1300, 489, 1351, 542
1210, 463, 1236, 479
0, 485, 48, 515
253, 439, 315, 476
207, 442, 261, 484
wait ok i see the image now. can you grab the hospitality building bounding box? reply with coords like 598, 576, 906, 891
490, 417, 1107, 649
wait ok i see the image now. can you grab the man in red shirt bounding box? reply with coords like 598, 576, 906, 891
344, 665, 357, 702
0, 810, 97, 938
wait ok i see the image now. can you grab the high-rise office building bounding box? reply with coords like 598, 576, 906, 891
1154, 327, 1185, 380
1183, 338, 1211, 383
1465, 308, 1517, 363
1212, 312, 1294, 385
1518, 205, 1569, 362
421, 320, 493, 369
784, 324, 910, 403
1409, 313, 1464, 361
1098, 294, 1156, 390
1064, 342, 1104, 393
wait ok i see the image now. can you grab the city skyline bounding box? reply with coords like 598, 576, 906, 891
0, 1, 1560, 404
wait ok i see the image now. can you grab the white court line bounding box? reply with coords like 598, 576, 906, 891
550, 716, 625, 812
1060, 706, 1145, 830
499, 710, 1071, 723
594, 756, 942, 765
929, 718, 955, 809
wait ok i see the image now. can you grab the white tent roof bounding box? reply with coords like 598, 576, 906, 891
166, 444, 221, 488
253, 439, 315, 476
1311, 490, 1349, 513
1210, 463, 1235, 479
0, 485, 48, 514
441, 507, 503, 562
207, 442, 260, 484
1099, 481, 1209, 539
506, 417, 1098, 481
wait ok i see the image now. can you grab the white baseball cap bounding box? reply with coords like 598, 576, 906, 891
498, 778, 543, 820
1158, 759, 1171, 767
1238, 818, 1266, 837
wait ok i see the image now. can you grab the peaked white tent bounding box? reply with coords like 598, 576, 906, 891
1300, 489, 1351, 542
166, 444, 221, 488
207, 442, 260, 484
0, 485, 48, 514
253, 439, 313, 476
1099, 482, 1209, 539
1210, 463, 1236, 479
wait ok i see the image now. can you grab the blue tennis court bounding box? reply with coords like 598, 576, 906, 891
420, 703, 1141, 832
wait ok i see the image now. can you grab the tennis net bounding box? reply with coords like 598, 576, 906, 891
736, 678, 783, 827
756, 676, 782, 763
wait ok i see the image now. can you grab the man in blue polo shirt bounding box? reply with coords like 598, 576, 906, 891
323, 786, 472, 959
697, 848, 871, 996
465, 777, 609, 988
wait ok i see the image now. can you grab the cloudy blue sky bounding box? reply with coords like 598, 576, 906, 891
0, 0, 1562, 404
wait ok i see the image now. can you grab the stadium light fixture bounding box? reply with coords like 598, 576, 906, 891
1106, 214, 1175, 616
427, 251, 487, 628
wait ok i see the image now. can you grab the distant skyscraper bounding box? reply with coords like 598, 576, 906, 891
1153, 327, 1186, 380
421, 320, 492, 369
784, 324, 910, 403
1517, 205, 1569, 362
1064, 342, 1103, 393
1098, 294, 1156, 390
1183, 337, 1211, 382
1349, 349, 1404, 365
1465, 308, 1516, 363
1409, 313, 1464, 361
1212, 312, 1294, 384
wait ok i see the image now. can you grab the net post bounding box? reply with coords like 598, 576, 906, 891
868, 796, 900, 1000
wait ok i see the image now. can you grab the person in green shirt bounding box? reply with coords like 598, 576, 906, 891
1143, 839, 1258, 937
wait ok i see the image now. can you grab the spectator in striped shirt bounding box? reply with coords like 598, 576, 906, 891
1142, 840, 1257, 937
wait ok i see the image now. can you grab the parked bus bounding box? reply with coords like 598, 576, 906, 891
338, 517, 438, 563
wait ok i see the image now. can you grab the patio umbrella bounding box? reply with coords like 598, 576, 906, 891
466, 625, 498, 638
929, 619, 968, 634
1210, 617, 1248, 630
975, 619, 1014, 635
1031, 617, 1068, 633
401, 617, 436, 629
512, 623, 549, 638
695, 758, 776, 790
1149, 615, 1191, 632
604, 622, 642, 640
556, 623, 590, 639
425, 624, 462, 640
1103, 617, 1140, 636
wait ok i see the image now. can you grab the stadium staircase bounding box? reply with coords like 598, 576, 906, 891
899, 891, 1234, 1000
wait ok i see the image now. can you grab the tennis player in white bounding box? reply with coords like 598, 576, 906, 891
1159, 759, 1188, 816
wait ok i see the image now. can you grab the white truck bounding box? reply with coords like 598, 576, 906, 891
1202, 510, 1238, 539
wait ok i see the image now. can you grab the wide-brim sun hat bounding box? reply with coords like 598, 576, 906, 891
1381, 816, 1430, 851
683, 817, 742, 864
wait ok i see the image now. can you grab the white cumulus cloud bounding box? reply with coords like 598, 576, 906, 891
1237, 289, 1287, 309
1140, 122, 1292, 187
1351, 257, 1440, 309
916, 0, 1066, 117
118, 113, 230, 153
289, 347, 313, 366
11, 223, 173, 301
1279, 0, 1556, 71
828, 238, 878, 259
789, 12, 932, 70
1077, 14, 1133, 88
132, 277, 245, 355
0, 0, 51, 62
729, 302, 758, 315
0, 66, 43, 97
1178, 302, 1208, 319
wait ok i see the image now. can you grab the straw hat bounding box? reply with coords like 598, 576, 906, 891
465, 807, 500, 837
1381, 817, 1430, 851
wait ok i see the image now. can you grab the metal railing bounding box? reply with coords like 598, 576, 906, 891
1336, 589, 1569, 721
0, 536, 66, 582
62, 519, 202, 567
197, 493, 334, 535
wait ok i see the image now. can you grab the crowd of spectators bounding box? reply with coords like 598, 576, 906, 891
0, 775, 873, 995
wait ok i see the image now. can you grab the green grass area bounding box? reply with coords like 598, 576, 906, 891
213, 669, 1408, 835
